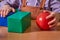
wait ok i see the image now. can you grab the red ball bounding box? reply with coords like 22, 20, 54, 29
36, 11, 53, 30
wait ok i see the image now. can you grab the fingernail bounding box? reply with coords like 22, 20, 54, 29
49, 26, 52, 28
46, 17, 48, 19
1, 15, 2, 17
46, 17, 47, 19
48, 23, 49, 25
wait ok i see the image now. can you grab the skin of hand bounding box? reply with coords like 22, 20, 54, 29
46, 10, 57, 28
0, 5, 15, 17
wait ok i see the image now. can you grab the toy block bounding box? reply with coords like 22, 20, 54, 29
8, 11, 31, 33
0, 12, 14, 27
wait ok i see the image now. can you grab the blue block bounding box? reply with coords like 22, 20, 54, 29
0, 12, 14, 27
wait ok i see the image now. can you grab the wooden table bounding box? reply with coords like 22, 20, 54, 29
8, 31, 60, 40
8, 20, 60, 40
0, 20, 60, 40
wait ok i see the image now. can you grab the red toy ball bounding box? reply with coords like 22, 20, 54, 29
36, 11, 54, 30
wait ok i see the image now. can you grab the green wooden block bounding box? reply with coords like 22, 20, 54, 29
8, 11, 31, 33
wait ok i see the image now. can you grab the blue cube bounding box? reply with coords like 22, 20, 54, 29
0, 12, 14, 27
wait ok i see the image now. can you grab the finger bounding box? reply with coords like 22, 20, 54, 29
0, 10, 3, 17
49, 22, 57, 28
5, 9, 10, 16
0, 10, 1, 16
46, 12, 55, 19
11, 8, 15, 12
3, 10, 6, 17
5, 9, 8, 16
48, 18, 56, 25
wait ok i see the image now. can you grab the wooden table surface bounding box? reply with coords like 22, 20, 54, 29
8, 31, 60, 40
8, 20, 60, 40
0, 20, 60, 40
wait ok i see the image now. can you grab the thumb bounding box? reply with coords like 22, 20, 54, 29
11, 8, 15, 12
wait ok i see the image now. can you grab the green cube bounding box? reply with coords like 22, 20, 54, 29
8, 11, 31, 33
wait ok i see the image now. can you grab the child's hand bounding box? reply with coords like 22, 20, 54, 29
0, 5, 15, 17
46, 11, 57, 28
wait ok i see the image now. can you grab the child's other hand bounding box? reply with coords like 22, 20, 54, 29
0, 5, 15, 17
46, 11, 57, 28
